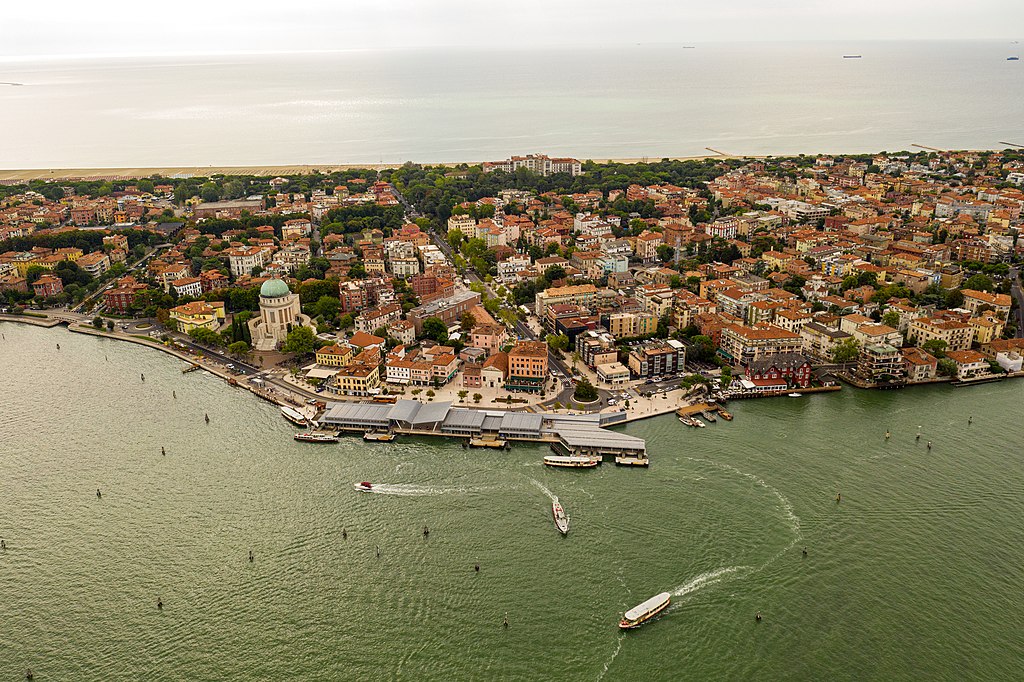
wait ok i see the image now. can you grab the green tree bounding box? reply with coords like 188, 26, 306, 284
460, 311, 477, 331
422, 317, 449, 343
282, 325, 317, 356
831, 338, 860, 363
92, 316, 103, 329
188, 326, 222, 346
458, 390, 469, 402
546, 333, 570, 353
922, 339, 948, 358
339, 313, 354, 329
962, 274, 995, 292
105, 319, 114, 331
472, 393, 483, 403
313, 295, 341, 322
656, 244, 675, 263
227, 341, 250, 355
573, 376, 598, 402
881, 310, 901, 328
937, 358, 957, 377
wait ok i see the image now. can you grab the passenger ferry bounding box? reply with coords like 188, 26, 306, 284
281, 406, 310, 427
620, 592, 672, 629
294, 431, 339, 443
552, 500, 569, 535
543, 455, 600, 468
294, 428, 337, 444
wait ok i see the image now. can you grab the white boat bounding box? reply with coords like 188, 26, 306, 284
691, 417, 706, 428
552, 500, 569, 535
615, 455, 650, 467
543, 455, 600, 468
281, 406, 309, 427
620, 592, 671, 629
678, 416, 695, 427
294, 431, 338, 443
363, 431, 396, 442
354, 481, 373, 492
788, 392, 802, 398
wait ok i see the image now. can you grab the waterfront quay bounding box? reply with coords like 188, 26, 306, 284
316, 399, 648, 461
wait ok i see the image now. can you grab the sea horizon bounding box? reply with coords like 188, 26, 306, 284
2, 40, 1022, 170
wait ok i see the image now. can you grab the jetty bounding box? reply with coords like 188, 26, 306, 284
318, 399, 647, 461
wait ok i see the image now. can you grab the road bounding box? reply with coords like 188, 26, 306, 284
1009, 266, 1024, 337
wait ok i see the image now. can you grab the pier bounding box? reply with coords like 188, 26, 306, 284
318, 400, 647, 460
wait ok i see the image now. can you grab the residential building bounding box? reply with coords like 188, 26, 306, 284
329, 348, 382, 396
316, 344, 354, 367
745, 353, 813, 388
576, 329, 618, 369
961, 289, 1011, 322
908, 317, 973, 352
468, 324, 508, 356
171, 277, 203, 299
902, 347, 938, 383
945, 349, 989, 380
627, 340, 686, 378
855, 343, 906, 384
720, 324, 803, 367
535, 284, 598, 318
596, 362, 631, 386
505, 340, 548, 392
77, 251, 110, 278
355, 303, 403, 334
800, 322, 853, 362
32, 274, 64, 298
227, 246, 268, 278
406, 290, 482, 334
170, 301, 225, 334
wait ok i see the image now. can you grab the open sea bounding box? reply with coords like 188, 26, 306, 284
1, 41, 1023, 169
2, 322, 1024, 680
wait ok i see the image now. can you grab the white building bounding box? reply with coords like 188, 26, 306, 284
227, 246, 269, 278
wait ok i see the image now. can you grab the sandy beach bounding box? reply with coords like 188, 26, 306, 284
0, 155, 750, 182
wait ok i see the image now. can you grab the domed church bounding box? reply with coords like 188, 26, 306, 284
248, 278, 312, 351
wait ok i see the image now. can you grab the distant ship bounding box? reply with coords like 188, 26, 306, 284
843, 55, 863, 59
620, 592, 672, 629
552, 500, 569, 535
1008, 56, 1020, 61
294, 431, 338, 443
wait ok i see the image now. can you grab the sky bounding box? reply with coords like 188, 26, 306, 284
1, 0, 1021, 59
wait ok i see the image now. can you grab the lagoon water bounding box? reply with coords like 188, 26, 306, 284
3, 322, 1024, 679
1, 41, 1023, 169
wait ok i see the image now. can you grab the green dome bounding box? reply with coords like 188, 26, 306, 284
260, 278, 290, 298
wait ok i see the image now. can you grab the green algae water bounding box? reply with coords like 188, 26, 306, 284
3, 322, 1024, 680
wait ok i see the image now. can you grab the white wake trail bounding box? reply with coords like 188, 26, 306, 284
530, 478, 558, 504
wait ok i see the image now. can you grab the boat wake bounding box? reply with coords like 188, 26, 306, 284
597, 633, 625, 681
529, 478, 558, 504
361, 483, 476, 497
670, 565, 751, 599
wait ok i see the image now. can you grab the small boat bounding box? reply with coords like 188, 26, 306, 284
552, 500, 569, 535
354, 482, 373, 492
788, 392, 802, 398
843, 55, 862, 59
364, 431, 396, 442
717, 409, 734, 421
294, 431, 339, 443
701, 410, 717, 423
615, 455, 650, 467
1008, 56, 1020, 61
620, 592, 672, 629
678, 416, 696, 427
281, 406, 309, 427
469, 438, 508, 449
544, 455, 599, 468
691, 417, 706, 428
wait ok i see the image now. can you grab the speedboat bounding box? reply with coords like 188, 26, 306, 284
354, 482, 373, 492
788, 392, 802, 397
620, 592, 671, 629
691, 417, 706, 428
552, 501, 569, 535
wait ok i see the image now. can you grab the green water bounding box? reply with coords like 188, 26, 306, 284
2, 322, 1024, 680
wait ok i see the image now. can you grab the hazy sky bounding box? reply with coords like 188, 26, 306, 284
2, 0, 1021, 59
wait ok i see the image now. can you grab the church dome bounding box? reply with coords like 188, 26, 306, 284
260, 278, 290, 298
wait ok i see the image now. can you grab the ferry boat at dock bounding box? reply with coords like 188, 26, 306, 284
544, 455, 600, 468
552, 500, 569, 535
469, 437, 508, 449
363, 431, 396, 442
294, 431, 339, 443
615, 455, 650, 467
281, 406, 310, 427
620, 592, 671, 629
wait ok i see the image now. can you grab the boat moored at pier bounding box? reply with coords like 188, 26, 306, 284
615, 455, 650, 467
281, 406, 310, 427
544, 455, 600, 468
294, 431, 338, 443
363, 431, 396, 442
620, 592, 671, 629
